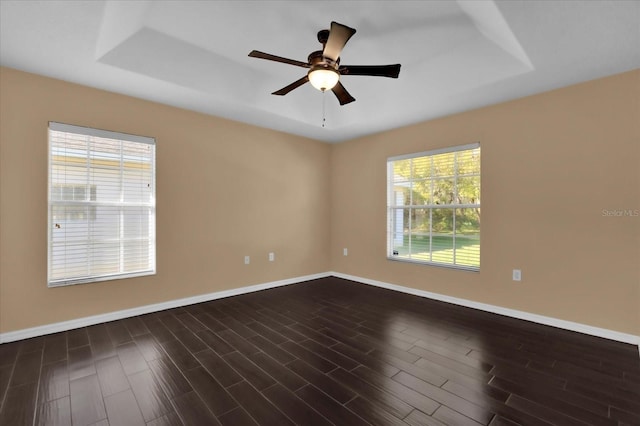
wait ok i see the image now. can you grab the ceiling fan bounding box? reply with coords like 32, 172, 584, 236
248, 21, 401, 105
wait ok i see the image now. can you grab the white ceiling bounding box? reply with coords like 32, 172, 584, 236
1, 0, 638, 143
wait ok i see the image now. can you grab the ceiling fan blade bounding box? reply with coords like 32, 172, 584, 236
323, 21, 356, 62
249, 50, 310, 68
272, 76, 309, 96
339, 64, 401, 78
331, 81, 355, 105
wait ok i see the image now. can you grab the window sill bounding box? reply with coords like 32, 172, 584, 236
48, 270, 156, 288
387, 256, 479, 272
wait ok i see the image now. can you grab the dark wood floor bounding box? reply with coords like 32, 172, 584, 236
0, 277, 638, 426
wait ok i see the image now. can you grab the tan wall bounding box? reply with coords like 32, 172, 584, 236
331, 70, 640, 336
1, 67, 638, 338
0, 67, 331, 333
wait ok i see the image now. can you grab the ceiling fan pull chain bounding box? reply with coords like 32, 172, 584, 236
322, 89, 327, 128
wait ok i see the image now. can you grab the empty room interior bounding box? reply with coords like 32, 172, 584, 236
0, 1, 639, 425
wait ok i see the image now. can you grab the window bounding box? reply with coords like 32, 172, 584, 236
48, 122, 156, 286
51, 184, 98, 221
387, 143, 480, 270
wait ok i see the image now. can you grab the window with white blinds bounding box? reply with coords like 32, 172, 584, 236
48, 122, 156, 287
387, 143, 480, 270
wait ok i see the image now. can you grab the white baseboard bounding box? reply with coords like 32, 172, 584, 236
2, 270, 638, 355
331, 272, 640, 350
0, 272, 330, 344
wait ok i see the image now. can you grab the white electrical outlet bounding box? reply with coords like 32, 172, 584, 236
512, 269, 522, 281
269, 252, 275, 262
343, 248, 348, 256
244, 256, 250, 265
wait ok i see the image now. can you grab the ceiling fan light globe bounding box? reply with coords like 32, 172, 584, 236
308, 68, 339, 91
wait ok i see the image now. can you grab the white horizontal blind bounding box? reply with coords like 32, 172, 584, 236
48, 122, 156, 286
387, 143, 480, 270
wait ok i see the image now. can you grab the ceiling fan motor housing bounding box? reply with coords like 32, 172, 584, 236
308, 50, 338, 69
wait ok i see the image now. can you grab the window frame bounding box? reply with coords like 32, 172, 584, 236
47, 122, 156, 287
386, 143, 480, 271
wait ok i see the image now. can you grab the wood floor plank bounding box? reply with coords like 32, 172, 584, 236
412, 336, 474, 357
35, 395, 71, 426
160, 339, 199, 371
442, 378, 510, 407
329, 367, 414, 419
609, 406, 640, 425
404, 408, 448, 426
410, 345, 493, 376
69, 374, 106, 426
217, 407, 259, 426
351, 364, 441, 416
345, 396, 409, 426
132, 333, 165, 362
320, 328, 373, 353
88, 324, 118, 360
37, 360, 69, 404
298, 338, 360, 371
146, 411, 184, 426
287, 323, 339, 347
0, 341, 20, 367
286, 358, 354, 404
182, 366, 237, 416
490, 363, 567, 390
228, 381, 295, 426
0, 364, 13, 408
367, 350, 447, 386
280, 340, 337, 373
128, 369, 173, 422
247, 351, 306, 391
246, 321, 289, 344
175, 312, 207, 334
67, 328, 89, 350
489, 375, 611, 419
505, 394, 592, 426
193, 348, 243, 388
262, 383, 333, 426
171, 390, 221, 426
256, 307, 296, 327
148, 357, 193, 400
0, 382, 38, 426
42, 333, 67, 365
95, 355, 129, 397
248, 335, 296, 364
191, 312, 227, 333
488, 416, 520, 426
272, 324, 308, 342
217, 329, 260, 357
124, 316, 150, 337
331, 341, 401, 378
159, 314, 184, 334
107, 322, 133, 346
144, 318, 176, 343
172, 326, 207, 354
67, 345, 95, 381
10, 349, 42, 387
295, 384, 369, 426
223, 351, 276, 391
215, 315, 258, 340
432, 405, 487, 426
104, 389, 145, 426
196, 330, 235, 356
116, 341, 149, 376
393, 370, 495, 424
